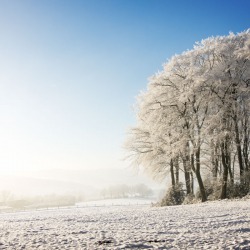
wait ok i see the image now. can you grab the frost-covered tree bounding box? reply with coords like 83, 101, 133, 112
197, 31, 250, 198
125, 30, 250, 203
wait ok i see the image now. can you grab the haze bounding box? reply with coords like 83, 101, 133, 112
0, 0, 249, 198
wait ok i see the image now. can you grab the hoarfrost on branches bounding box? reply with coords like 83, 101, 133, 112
125, 30, 250, 203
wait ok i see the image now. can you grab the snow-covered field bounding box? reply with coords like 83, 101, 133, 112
0, 199, 249, 249
76, 198, 155, 207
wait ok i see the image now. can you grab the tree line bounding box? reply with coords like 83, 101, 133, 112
100, 184, 153, 199
125, 30, 250, 204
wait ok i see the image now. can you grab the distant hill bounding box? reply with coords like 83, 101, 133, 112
17, 167, 164, 188
0, 175, 97, 197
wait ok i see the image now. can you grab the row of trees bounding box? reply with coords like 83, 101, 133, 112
0, 190, 85, 209
125, 30, 250, 203
100, 184, 153, 199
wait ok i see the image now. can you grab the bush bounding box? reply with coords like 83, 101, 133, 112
196, 178, 221, 201
227, 175, 250, 198
197, 172, 250, 200
182, 194, 199, 205
159, 183, 185, 206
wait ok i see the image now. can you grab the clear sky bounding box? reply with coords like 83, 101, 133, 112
0, 0, 249, 176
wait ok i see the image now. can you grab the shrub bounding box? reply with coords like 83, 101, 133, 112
227, 176, 250, 198
182, 194, 199, 205
196, 178, 221, 201
159, 183, 185, 206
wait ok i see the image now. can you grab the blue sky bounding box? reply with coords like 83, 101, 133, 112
0, 0, 249, 175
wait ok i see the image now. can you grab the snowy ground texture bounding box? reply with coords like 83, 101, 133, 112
0, 199, 250, 249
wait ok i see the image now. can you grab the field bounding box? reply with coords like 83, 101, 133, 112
0, 198, 249, 249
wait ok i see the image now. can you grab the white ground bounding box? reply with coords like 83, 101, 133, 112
0, 199, 249, 249
76, 198, 154, 207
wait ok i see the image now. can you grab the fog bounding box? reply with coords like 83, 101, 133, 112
0, 167, 165, 209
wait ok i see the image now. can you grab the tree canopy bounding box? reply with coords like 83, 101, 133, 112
125, 30, 250, 203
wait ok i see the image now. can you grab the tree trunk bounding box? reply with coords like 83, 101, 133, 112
220, 140, 229, 199
234, 115, 244, 178
190, 172, 194, 195
242, 113, 249, 172
243, 135, 249, 171
211, 142, 219, 178
170, 159, 175, 187
174, 157, 179, 184
228, 162, 234, 184
182, 157, 191, 195
195, 148, 207, 202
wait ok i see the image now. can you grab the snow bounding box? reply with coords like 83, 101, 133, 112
0, 199, 249, 249
76, 198, 155, 207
